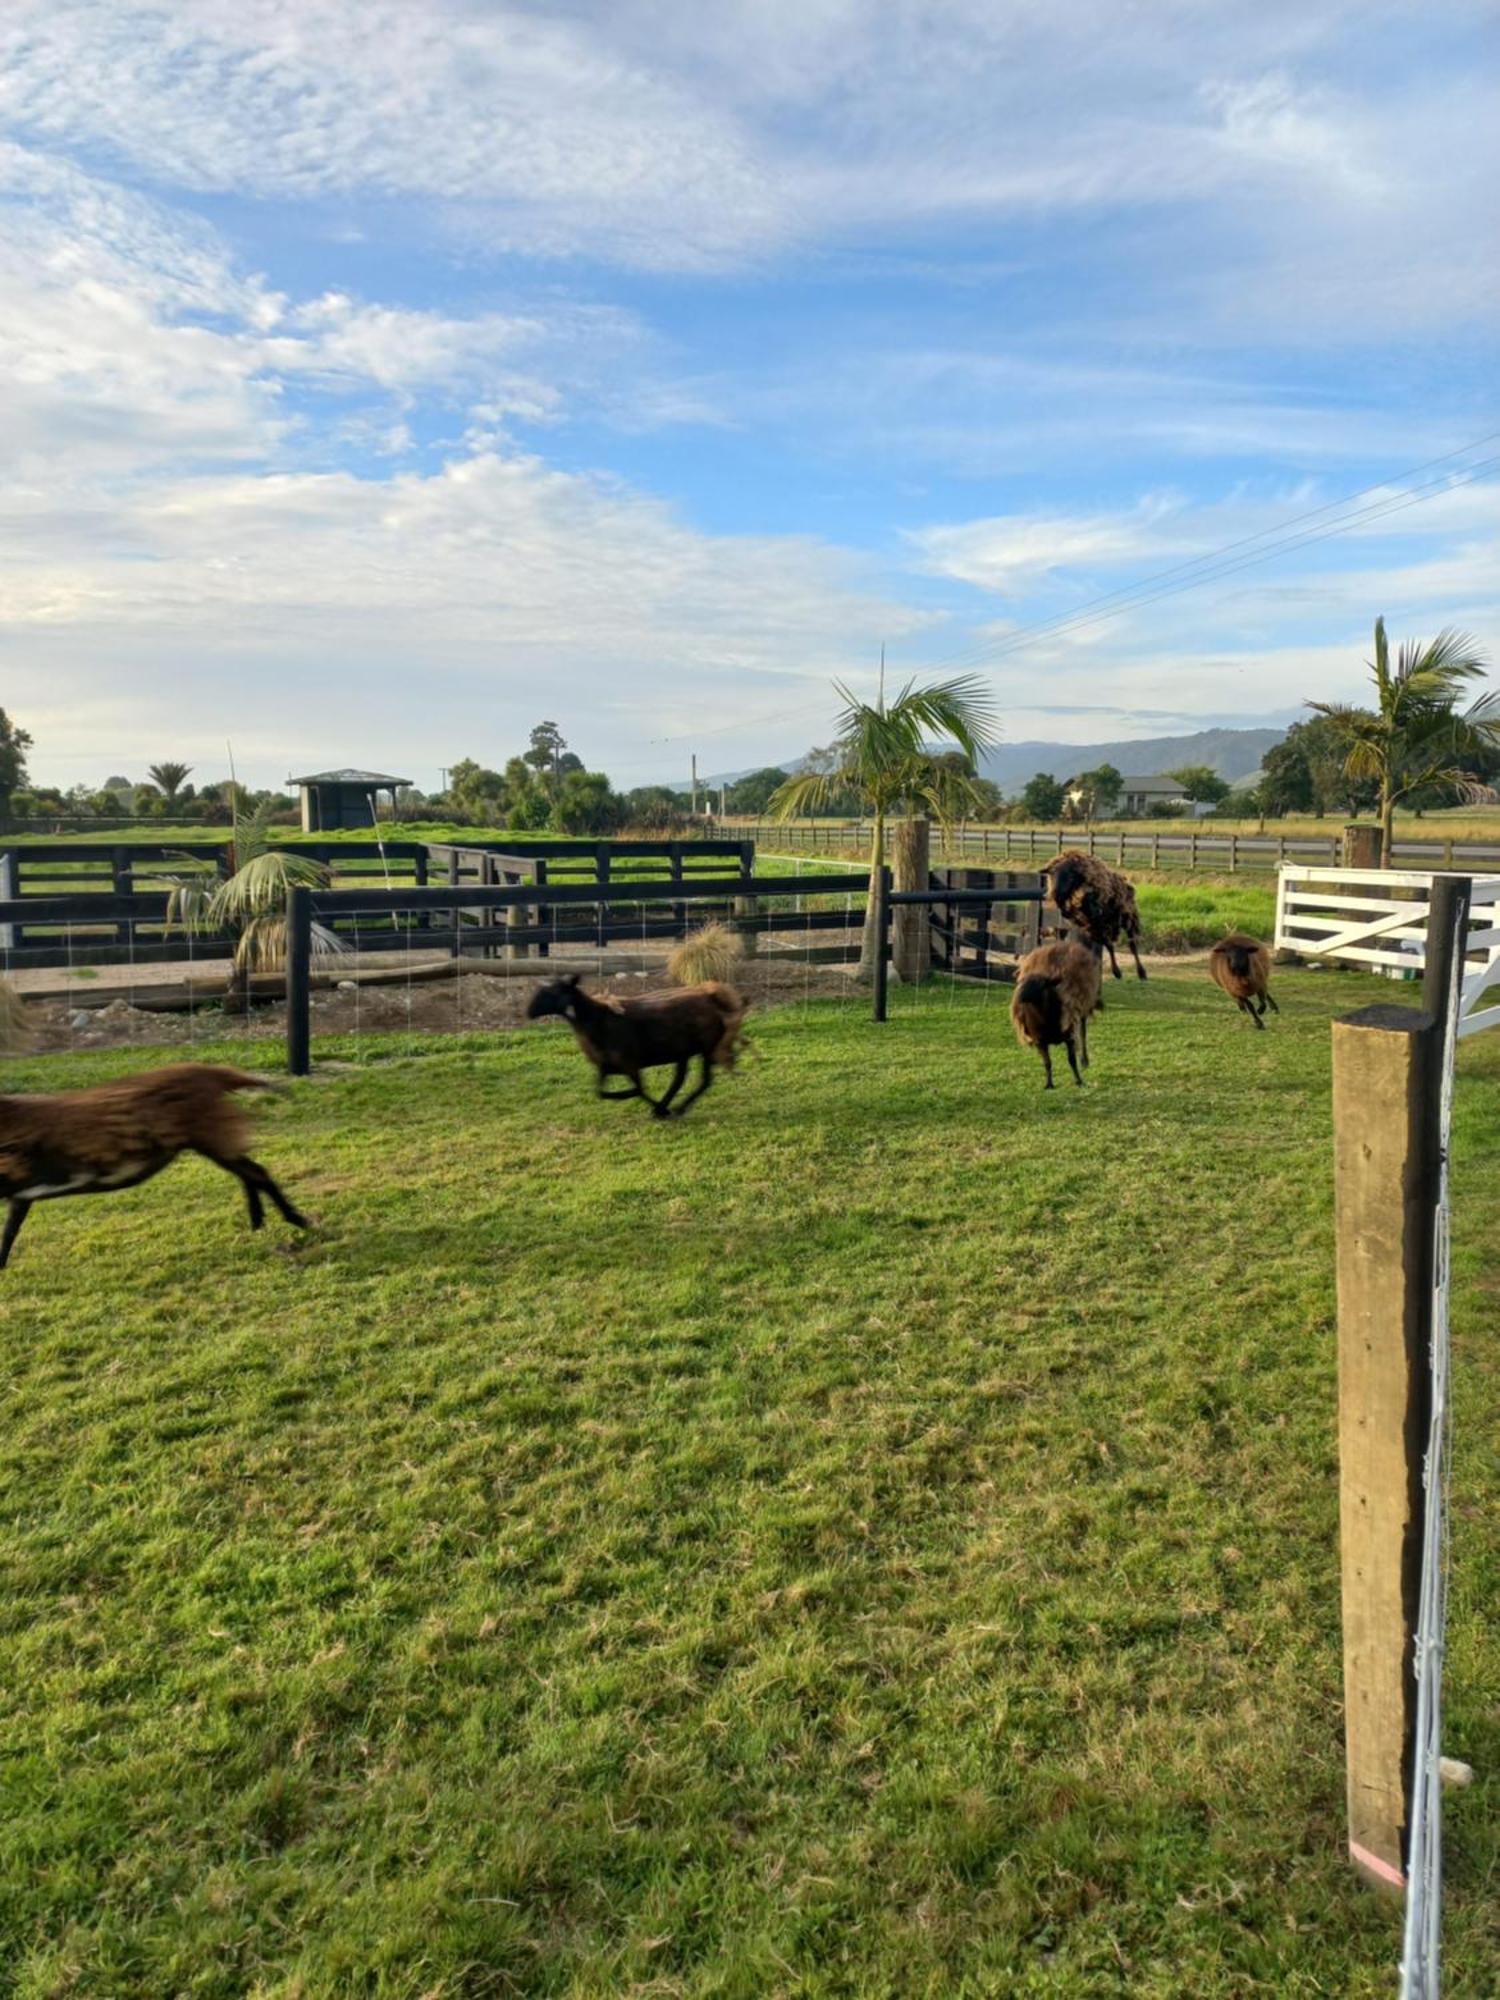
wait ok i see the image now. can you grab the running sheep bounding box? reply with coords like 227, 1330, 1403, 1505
1010, 936, 1105, 1089
527, 972, 748, 1118
1209, 933, 1278, 1028
0, 1063, 310, 1270
1043, 851, 1147, 981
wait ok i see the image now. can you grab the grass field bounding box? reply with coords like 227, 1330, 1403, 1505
2, 971, 1496, 1997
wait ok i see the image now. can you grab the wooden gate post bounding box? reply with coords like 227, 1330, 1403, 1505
1345, 823, 1382, 869
892, 818, 931, 983
1330, 878, 1468, 1892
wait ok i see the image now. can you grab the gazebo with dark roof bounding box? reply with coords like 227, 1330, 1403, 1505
288, 768, 410, 833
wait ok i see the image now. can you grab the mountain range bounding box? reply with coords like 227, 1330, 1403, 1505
700, 724, 1284, 794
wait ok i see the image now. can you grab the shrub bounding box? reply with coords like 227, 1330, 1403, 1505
667, 921, 745, 986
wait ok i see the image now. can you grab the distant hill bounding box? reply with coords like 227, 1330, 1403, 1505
979, 726, 1283, 792
697, 724, 1284, 796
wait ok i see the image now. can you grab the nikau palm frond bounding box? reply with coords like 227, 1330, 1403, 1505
1308, 617, 1497, 863
164, 790, 341, 994
768, 666, 1000, 976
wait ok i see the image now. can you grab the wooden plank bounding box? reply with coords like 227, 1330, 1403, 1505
1331, 1001, 1442, 1892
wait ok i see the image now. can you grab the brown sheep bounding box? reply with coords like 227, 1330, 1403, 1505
1010, 936, 1104, 1088
1209, 933, 1278, 1028
0, 1063, 309, 1269
1043, 850, 1147, 980
527, 973, 748, 1118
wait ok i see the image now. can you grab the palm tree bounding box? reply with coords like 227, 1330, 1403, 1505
769, 670, 998, 978
166, 790, 340, 1013
1308, 620, 1498, 866
147, 762, 193, 808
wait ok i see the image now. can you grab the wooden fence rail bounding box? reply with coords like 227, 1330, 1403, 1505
712, 819, 1500, 875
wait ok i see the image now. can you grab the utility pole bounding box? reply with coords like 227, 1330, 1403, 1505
691, 753, 699, 816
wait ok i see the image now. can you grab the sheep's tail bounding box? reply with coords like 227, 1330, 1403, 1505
209, 1066, 292, 1097
698, 981, 749, 1018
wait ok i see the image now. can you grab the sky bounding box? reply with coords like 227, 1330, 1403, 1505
2, 0, 1498, 793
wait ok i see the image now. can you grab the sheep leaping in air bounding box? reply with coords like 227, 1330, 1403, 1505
1043, 851, 1147, 981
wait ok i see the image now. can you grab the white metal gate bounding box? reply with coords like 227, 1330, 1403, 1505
1275, 867, 1500, 1039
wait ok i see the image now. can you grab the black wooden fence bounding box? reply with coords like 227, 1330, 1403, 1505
0, 837, 754, 972
284, 870, 870, 1072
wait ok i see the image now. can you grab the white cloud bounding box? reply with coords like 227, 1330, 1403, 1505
2, 1, 1495, 318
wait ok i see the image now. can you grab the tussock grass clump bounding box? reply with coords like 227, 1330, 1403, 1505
667, 919, 744, 986
0, 974, 35, 1052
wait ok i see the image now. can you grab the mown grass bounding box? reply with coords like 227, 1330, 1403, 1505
1, 972, 1496, 1998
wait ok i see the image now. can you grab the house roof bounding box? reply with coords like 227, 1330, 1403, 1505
1118, 774, 1186, 794
287, 769, 410, 787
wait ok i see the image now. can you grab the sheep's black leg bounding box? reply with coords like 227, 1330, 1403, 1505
1128, 930, 1148, 980
1065, 1034, 1084, 1086
1105, 940, 1122, 980
651, 1061, 689, 1119
1041, 1046, 1055, 1090
670, 1055, 715, 1118
228, 1157, 310, 1230
1078, 1017, 1090, 1069
597, 1079, 644, 1099
1250, 1005, 1265, 1031
0, 1199, 31, 1270
1264, 992, 1280, 1015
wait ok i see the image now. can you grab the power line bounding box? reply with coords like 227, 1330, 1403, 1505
915, 443, 1500, 678
617, 426, 1500, 758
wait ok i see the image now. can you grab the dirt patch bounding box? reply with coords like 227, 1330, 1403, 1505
13, 956, 862, 1056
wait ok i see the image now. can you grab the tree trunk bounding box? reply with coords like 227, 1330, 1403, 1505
854, 812, 886, 983
1379, 789, 1395, 869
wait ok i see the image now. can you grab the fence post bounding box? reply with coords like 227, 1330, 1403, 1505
286, 886, 312, 1077
413, 845, 429, 931
112, 845, 131, 947
1345, 823, 1382, 869
892, 818, 931, 983
733, 828, 759, 957
535, 858, 550, 959
872, 866, 892, 1022
1330, 879, 1467, 1893
505, 866, 529, 961
0, 848, 15, 954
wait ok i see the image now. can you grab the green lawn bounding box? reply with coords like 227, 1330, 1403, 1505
2, 971, 1496, 1997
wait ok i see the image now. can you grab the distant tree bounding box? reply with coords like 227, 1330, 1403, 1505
1066, 764, 1122, 824
1168, 764, 1230, 806
445, 759, 509, 825
770, 674, 997, 980
0, 709, 33, 824
1308, 618, 1499, 864
624, 785, 690, 830
1258, 736, 1313, 816
525, 721, 569, 794
147, 761, 193, 807
551, 770, 625, 835
724, 767, 790, 815
1021, 772, 1065, 821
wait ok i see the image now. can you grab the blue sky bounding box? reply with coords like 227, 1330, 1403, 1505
2, 1, 1497, 792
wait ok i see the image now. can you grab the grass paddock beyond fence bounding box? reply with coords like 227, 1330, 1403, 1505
2, 970, 1496, 1997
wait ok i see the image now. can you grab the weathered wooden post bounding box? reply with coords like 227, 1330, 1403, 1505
112, 845, 132, 948
286, 885, 312, 1077
892, 817, 931, 984
1331, 876, 1469, 1892
1345, 823, 1382, 870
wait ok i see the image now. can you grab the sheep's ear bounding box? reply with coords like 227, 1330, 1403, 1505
565, 971, 582, 986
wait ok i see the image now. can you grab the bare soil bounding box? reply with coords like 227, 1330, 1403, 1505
12, 955, 861, 1056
